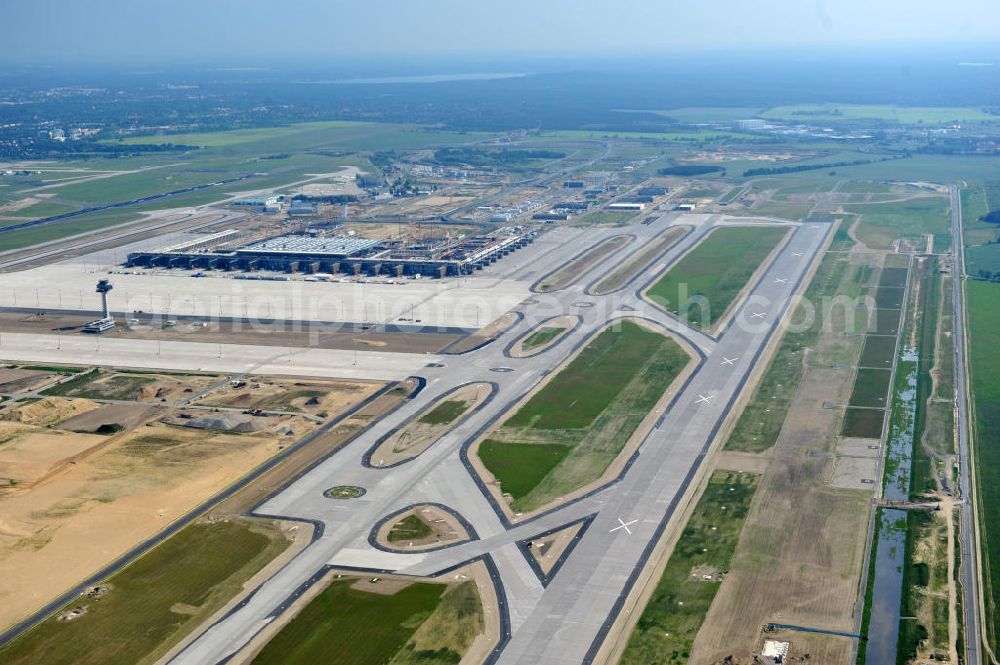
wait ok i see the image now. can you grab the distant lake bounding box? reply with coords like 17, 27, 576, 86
296, 72, 528, 85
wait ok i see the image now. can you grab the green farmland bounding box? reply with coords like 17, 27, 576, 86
0, 520, 290, 665
967, 279, 1000, 652
646, 226, 787, 330
620, 471, 759, 665
479, 320, 691, 512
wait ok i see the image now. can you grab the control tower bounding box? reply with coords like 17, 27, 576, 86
83, 279, 116, 333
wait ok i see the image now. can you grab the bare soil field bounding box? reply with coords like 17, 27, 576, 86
51, 370, 220, 403
0, 368, 58, 395
1, 396, 100, 427
197, 376, 379, 417
58, 402, 156, 433
689, 344, 871, 662
0, 422, 106, 486
0, 421, 288, 630
368, 382, 492, 467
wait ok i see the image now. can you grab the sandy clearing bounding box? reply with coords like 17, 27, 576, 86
0, 423, 287, 630
0, 423, 106, 485
1, 396, 101, 427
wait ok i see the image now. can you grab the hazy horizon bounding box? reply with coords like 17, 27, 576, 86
3, 0, 999, 65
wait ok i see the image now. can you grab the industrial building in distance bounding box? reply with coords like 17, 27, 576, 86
125, 226, 536, 277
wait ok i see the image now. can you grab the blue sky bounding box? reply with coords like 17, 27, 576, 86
3, 0, 999, 62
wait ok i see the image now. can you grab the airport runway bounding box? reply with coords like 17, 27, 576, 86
160, 212, 831, 665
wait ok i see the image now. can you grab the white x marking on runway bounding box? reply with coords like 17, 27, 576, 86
696, 393, 714, 405
774, 277, 787, 284
749, 311, 766, 319
610, 518, 638, 535
792, 251, 803, 257
721, 356, 738, 366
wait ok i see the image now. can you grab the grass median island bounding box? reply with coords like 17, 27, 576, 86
620, 471, 759, 665
966, 279, 1000, 652
387, 514, 435, 543
521, 326, 566, 351
479, 320, 691, 512
418, 399, 468, 426
534, 235, 630, 292
252, 577, 483, 665
645, 226, 786, 330
591, 226, 688, 294
0, 520, 290, 665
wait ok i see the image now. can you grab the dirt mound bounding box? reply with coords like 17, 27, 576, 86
161, 411, 264, 433
2, 397, 100, 427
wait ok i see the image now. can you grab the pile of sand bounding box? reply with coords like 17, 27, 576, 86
1, 397, 100, 427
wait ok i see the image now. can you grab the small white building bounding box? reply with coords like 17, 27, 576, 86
608, 202, 645, 211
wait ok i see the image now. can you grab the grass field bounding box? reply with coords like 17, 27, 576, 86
387, 514, 434, 543
251, 579, 447, 665
760, 104, 999, 124
870, 309, 902, 336
576, 209, 638, 226
874, 287, 905, 309
388, 581, 483, 665
841, 407, 886, 439
479, 320, 690, 512
619, 471, 759, 665
845, 196, 951, 251
646, 226, 786, 330
966, 279, 1000, 651
847, 368, 893, 408
859, 335, 898, 369
521, 326, 566, 350
0, 520, 290, 665
478, 442, 572, 499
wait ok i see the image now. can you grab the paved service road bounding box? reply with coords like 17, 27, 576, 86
951, 184, 983, 665
167, 214, 832, 665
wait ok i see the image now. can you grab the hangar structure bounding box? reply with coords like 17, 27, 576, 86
125, 228, 535, 278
